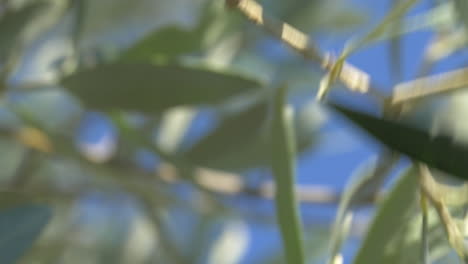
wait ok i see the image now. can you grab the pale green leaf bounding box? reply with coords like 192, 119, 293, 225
344, 0, 419, 55
354, 168, 450, 263
271, 86, 305, 264
184, 100, 320, 172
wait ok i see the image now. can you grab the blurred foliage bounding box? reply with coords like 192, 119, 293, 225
0, 0, 467, 263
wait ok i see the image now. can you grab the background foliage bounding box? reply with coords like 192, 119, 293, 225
1, 0, 468, 263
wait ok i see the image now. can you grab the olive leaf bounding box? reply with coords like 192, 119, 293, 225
330, 103, 468, 181
61, 63, 262, 113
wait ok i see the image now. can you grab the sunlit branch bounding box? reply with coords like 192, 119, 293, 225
417, 163, 468, 260
157, 163, 379, 206
393, 67, 468, 104
226, 0, 386, 99
0, 123, 379, 207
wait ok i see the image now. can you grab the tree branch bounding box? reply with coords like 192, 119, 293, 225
392, 67, 468, 104
417, 163, 468, 260
226, 0, 386, 99
157, 163, 379, 206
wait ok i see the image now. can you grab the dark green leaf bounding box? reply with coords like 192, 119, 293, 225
260, 227, 329, 264
61, 63, 262, 113
330, 103, 468, 181
271, 86, 305, 264
119, 26, 200, 62
0, 204, 52, 264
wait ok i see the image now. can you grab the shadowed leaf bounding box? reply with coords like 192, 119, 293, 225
330, 103, 468, 181
61, 63, 262, 113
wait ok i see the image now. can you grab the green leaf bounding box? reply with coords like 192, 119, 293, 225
0, 204, 52, 264
454, 0, 468, 33
8, 89, 82, 132
70, 0, 86, 49
330, 103, 468, 181
271, 86, 305, 264
326, 155, 396, 264
290, 0, 368, 32
393, 2, 455, 40
354, 168, 451, 263
342, 0, 418, 58
0, 2, 48, 61
343, 2, 455, 52
61, 63, 262, 113
118, 0, 241, 64
294, 101, 322, 152
119, 26, 201, 62
356, 0, 419, 46
366, 174, 419, 262
184, 102, 269, 171
184, 100, 319, 172
389, 0, 403, 82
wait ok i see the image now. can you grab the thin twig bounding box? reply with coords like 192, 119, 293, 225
226, 0, 321, 61
157, 163, 380, 206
